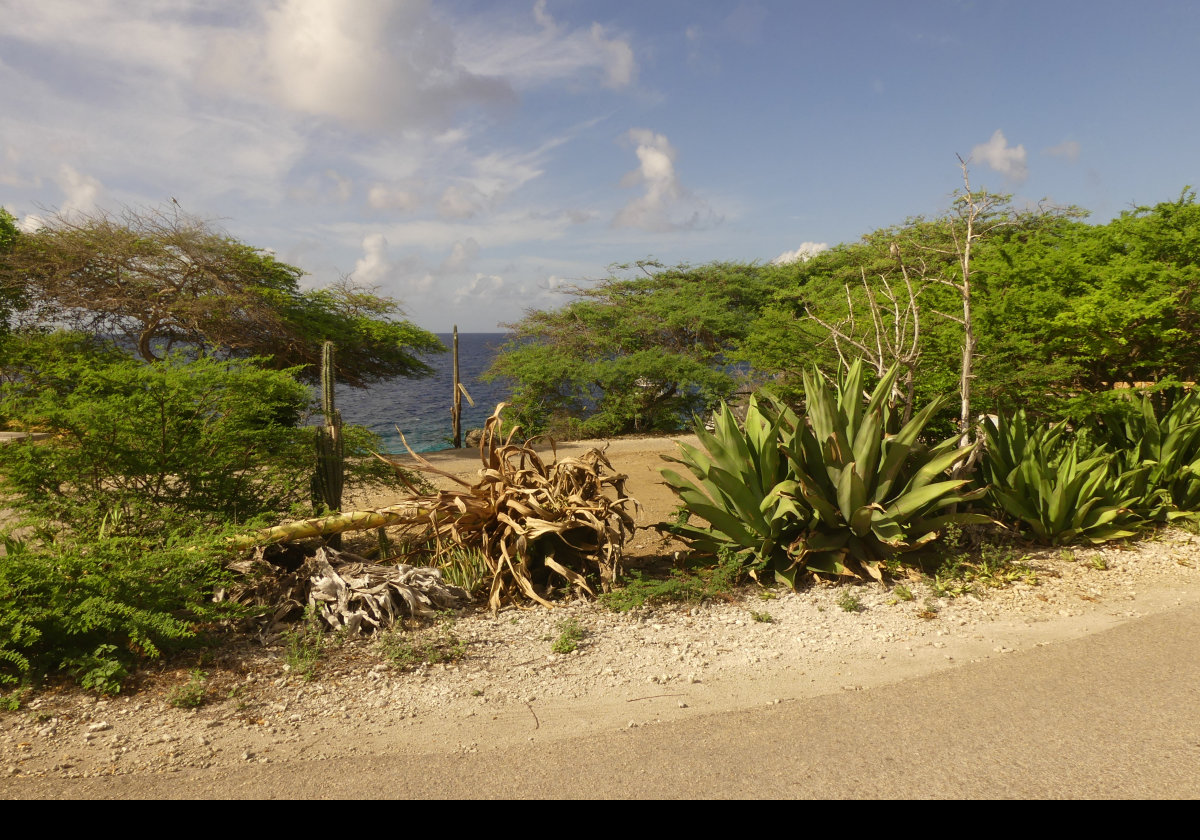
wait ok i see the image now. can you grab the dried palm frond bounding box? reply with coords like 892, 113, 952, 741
378, 404, 639, 610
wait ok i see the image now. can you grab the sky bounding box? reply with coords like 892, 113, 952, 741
2, 0, 1198, 332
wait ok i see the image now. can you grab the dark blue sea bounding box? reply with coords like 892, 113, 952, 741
334, 333, 512, 454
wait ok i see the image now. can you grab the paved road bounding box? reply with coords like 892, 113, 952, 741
9, 600, 1198, 799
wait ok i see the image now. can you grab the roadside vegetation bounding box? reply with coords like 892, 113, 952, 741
3, 172, 1200, 697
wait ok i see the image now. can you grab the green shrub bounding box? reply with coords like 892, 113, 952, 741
550, 618, 586, 654
0, 331, 408, 536
662, 360, 988, 584
0, 532, 239, 691
167, 669, 209, 709
0, 342, 312, 533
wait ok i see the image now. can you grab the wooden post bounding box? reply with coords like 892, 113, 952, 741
452, 325, 462, 448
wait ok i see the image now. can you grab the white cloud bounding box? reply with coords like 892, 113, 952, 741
353, 233, 391, 286
287, 169, 355, 204
458, 2, 636, 90
724, 1, 768, 45
591, 24, 636, 88
327, 170, 353, 203
772, 242, 829, 265
613, 128, 718, 232
1045, 140, 1081, 163
196, 0, 515, 131
454, 273, 505, 304
970, 130, 1028, 182
17, 213, 47, 233
56, 164, 104, 216
367, 183, 423, 212
438, 184, 486, 220
442, 238, 480, 271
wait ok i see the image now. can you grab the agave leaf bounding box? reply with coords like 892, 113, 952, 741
895, 445, 964, 497
804, 369, 850, 467
910, 511, 996, 533
875, 399, 946, 498
850, 503, 884, 538
705, 465, 772, 527
884, 480, 972, 521
839, 359, 867, 439
664, 441, 714, 479
801, 550, 854, 577
836, 462, 866, 521
851, 405, 884, 488
792, 473, 841, 523
868, 516, 905, 544
864, 363, 902, 418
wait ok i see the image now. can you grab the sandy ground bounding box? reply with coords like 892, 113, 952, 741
3, 434, 1200, 798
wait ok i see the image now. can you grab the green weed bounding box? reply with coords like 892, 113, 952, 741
750, 610, 774, 623
1089, 556, 1109, 571
0, 687, 29, 712
168, 669, 208, 709
931, 536, 1038, 597
381, 612, 467, 671
282, 610, 326, 682
836, 591, 862, 613
600, 552, 745, 612
551, 618, 586, 654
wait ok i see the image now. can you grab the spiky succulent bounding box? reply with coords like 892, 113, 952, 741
662, 360, 987, 583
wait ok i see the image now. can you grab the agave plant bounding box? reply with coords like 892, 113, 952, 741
661, 360, 987, 584
774, 362, 988, 582
1086, 388, 1200, 520
659, 396, 806, 575
979, 412, 1144, 545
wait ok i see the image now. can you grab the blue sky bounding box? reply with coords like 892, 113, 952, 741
3, 1, 1198, 332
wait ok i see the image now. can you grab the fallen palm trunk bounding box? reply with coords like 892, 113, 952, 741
378, 405, 639, 610
228, 502, 443, 549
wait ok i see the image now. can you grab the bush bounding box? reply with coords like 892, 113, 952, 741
0, 531, 240, 692
486, 261, 769, 437
0, 331, 407, 535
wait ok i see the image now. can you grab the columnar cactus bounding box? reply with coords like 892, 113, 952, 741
313, 341, 344, 516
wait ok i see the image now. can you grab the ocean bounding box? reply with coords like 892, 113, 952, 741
333, 332, 513, 454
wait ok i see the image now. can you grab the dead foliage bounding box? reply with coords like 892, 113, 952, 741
378, 403, 638, 610
231, 404, 638, 613
220, 545, 471, 642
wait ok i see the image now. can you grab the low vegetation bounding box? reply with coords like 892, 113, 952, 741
5, 177, 1200, 696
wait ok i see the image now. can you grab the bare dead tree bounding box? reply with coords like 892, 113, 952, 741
805, 261, 924, 422
913, 158, 1022, 463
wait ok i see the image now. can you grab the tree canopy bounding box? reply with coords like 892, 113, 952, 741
0, 208, 19, 337
491, 183, 1200, 439
486, 261, 772, 436
0, 207, 443, 387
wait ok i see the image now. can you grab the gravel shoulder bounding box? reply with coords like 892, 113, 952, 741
3, 434, 1200, 798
